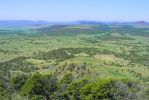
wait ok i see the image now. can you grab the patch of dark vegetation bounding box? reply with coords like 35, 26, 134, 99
115, 48, 149, 66
0, 57, 35, 76
109, 25, 149, 37
37, 24, 149, 37
96, 33, 135, 41
34, 47, 149, 66
33, 49, 74, 61
2, 72, 145, 100
33, 48, 113, 61
0, 30, 24, 35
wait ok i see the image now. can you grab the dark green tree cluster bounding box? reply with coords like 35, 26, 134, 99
34, 47, 113, 61
0, 57, 35, 76
10, 72, 29, 91
21, 73, 57, 100
34, 47, 149, 67
115, 48, 149, 66
2, 72, 145, 100
62, 78, 146, 100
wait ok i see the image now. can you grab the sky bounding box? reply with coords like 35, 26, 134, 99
0, 0, 149, 22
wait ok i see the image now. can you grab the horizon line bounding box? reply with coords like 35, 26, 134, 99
0, 19, 148, 23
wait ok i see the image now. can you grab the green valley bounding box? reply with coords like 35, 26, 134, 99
0, 22, 149, 100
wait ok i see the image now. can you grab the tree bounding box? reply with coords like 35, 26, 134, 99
62, 79, 89, 100
53, 74, 73, 100
80, 83, 93, 100
21, 73, 57, 100
60, 74, 73, 84
81, 78, 117, 100
10, 72, 28, 91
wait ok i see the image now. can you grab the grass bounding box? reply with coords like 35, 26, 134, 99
0, 30, 149, 84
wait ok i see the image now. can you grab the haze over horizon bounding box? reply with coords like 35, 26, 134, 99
0, 0, 149, 22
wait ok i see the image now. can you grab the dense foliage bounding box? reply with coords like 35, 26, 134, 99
1, 73, 146, 100
0, 57, 35, 76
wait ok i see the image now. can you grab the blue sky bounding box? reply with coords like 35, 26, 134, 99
0, 0, 149, 21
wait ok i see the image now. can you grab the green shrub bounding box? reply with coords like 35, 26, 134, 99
10, 73, 28, 91
21, 72, 57, 100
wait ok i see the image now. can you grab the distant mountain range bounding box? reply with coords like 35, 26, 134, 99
0, 20, 50, 29
0, 20, 49, 25
0, 20, 149, 30
130, 21, 149, 25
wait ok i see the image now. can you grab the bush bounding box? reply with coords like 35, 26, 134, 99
10, 73, 29, 91
21, 73, 57, 100
62, 79, 89, 100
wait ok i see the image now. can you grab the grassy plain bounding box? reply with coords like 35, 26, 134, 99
0, 29, 149, 84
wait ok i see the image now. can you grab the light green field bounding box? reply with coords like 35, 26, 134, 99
0, 31, 149, 84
